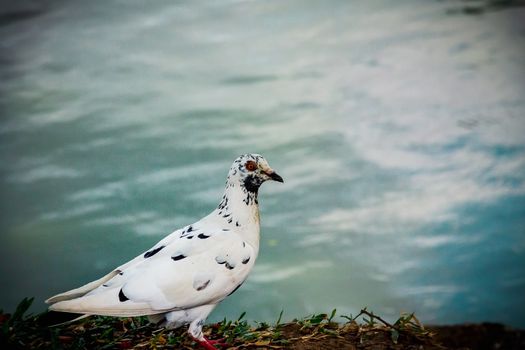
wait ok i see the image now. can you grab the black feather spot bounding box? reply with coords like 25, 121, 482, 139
187, 236, 194, 239
172, 254, 187, 261
195, 280, 211, 291
187, 226, 193, 232
215, 255, 235, 270
242, 257, 250, 264
228, 283, 243, 296
118, 289, 129, 302
118, 271, 124, 276
198, 233, 210, 239
244, 174, 262, 193
144, 245, 165, 258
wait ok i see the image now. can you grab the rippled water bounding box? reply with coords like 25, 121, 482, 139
1, 0, 524, 327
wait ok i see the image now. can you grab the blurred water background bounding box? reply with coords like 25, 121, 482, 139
1, 0, 524, 327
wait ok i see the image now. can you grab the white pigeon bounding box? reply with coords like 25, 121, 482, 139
46, 153, 283, 350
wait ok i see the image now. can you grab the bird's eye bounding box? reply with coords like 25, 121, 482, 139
245, 161, 257, 171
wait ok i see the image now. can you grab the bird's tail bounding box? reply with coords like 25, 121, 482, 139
50, 314, 91, 327
46, 270, 119, 304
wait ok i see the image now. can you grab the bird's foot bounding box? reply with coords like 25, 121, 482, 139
195, 337, 229, 350
208, 338, 227, 345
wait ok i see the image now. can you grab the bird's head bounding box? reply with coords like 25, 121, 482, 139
227, 154, 283, 193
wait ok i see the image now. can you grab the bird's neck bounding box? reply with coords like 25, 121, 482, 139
214, 181, 260, 251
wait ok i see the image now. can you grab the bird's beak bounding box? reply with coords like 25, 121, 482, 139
265, 170, 284, 183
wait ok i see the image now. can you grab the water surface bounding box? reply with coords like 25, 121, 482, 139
1, 0, 524, 327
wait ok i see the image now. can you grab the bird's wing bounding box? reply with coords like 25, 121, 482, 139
47, 223, 255, 317
45, 229, 182, 305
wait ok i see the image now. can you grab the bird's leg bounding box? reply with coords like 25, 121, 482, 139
188, 318, 228, 349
